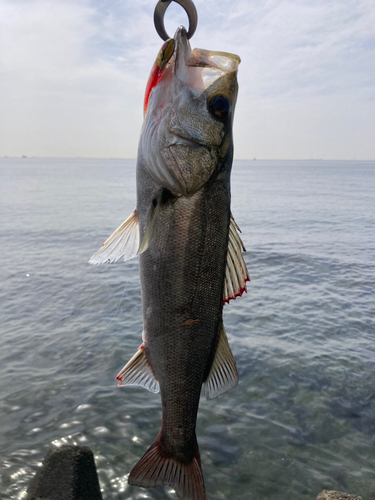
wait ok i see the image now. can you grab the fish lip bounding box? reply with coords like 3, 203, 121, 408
174, 26, 190, 58
173, 26, 191, 80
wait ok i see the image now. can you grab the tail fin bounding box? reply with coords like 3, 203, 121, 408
128, 434, 205, 500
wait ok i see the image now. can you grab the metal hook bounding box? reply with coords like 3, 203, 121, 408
154, 0, 198, 41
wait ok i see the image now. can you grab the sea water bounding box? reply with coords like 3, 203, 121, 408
0, 158, 374, 499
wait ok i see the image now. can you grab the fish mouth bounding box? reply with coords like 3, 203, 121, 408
173, 25, 241, 95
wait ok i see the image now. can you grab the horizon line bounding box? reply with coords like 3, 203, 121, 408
1, 156, 375, 162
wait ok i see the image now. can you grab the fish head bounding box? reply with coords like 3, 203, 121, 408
141, 27, 240, 196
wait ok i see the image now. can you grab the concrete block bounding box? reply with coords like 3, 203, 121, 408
26, 445, 103, 500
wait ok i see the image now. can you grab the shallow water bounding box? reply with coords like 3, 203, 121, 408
0, 158, 374, 499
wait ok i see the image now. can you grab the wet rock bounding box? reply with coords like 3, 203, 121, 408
315, 490, 362, 500
27, 445, 102, 500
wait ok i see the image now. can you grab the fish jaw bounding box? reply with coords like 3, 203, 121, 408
141, 27, 240, 197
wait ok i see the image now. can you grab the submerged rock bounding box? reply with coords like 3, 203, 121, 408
316, 490, 362, 500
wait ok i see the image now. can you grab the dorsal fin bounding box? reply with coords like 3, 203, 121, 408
223, 214, 250, 304
89, 210, 139, 265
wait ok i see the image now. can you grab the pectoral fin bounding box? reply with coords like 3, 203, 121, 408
138, 188, 175, 254
223, 214, 250, 304
116, 345, 159, 394
137, 200, 162, 255
204, 322, 238, 400
89, 209, 140, 265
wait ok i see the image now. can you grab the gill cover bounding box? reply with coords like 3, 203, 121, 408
141, 27, 240, 196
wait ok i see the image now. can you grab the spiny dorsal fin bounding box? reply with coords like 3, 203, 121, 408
116, 345, 159, 394
89, 209, 139, 265
204, 322, 238, 400
223, 213, 250, 304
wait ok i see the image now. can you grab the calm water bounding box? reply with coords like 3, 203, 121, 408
0, 158, 374, 500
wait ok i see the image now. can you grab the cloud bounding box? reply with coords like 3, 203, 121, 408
0, 0, 147, 157
0, 0, 374, 159
193, 0, 375, 100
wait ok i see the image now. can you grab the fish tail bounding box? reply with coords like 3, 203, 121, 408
128, 433, 205, 500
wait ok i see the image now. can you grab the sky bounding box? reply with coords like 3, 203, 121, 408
0, 0, 374, 160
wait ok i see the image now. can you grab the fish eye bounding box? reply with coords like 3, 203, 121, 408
207, 94, 230, 122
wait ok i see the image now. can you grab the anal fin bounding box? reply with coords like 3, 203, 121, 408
89, 209, 140, 264
223, 213, 250, 304
204, 322, 238, 400
116, 345, 159, 394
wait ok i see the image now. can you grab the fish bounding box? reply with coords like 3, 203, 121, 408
89, 26, 249, 500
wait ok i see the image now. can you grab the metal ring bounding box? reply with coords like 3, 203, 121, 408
154, 0, 198, 41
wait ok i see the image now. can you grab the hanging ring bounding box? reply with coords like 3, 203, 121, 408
154, 0, 198, 41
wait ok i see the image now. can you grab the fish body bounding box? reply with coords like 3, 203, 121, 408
90, 27, 248, 500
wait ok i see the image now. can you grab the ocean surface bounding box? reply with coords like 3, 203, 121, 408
0, 158, 374, 500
